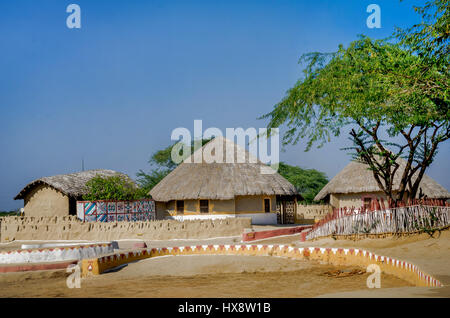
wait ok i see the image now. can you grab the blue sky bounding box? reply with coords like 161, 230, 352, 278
1, 0, 448, 210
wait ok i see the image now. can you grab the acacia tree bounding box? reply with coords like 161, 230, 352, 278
261, 2, 448, 202
396, 0, 449, 63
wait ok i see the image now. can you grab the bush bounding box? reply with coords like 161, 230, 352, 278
82, 175, 148, 201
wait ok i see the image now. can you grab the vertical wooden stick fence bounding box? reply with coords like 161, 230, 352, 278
306, 199, 449, 240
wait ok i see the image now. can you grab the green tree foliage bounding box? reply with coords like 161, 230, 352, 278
396, 0, 449, 63
278, 162, 328, 203
261, 1, 449, 202
0, 210, 20, 217
82, 175, 147, 201
137, 139, 212, 193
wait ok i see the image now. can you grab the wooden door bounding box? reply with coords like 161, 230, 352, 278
284, 200, 295, 224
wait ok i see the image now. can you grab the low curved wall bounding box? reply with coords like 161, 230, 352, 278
0, 243, 114, 264
242, 225, 312, 242
21, 242, 112, 249
0, 260, 77, 273
81, 244, 442, 288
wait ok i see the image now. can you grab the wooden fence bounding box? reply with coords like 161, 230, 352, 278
306, 199, 449, 240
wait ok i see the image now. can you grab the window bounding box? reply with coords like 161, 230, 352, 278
176, 200, 184, 214
199, 200, 209, 213
264, 199, 271, 213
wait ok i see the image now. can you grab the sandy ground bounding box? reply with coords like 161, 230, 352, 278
297, 231, 450, 286
0, 228, 448, 298
255, 229, 450, 297
0, 255, 410, 298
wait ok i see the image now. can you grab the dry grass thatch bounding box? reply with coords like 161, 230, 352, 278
314, 159, 450, 201
14, 169, 129, 200
149, 136, 298, 201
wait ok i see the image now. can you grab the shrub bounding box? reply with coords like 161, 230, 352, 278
82, 175, 148, 201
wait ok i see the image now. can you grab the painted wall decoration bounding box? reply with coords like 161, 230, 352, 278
76, 199, 155, 222
0, 242, 113, 264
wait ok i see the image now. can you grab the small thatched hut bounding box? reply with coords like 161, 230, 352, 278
315, 160, 450, 209
149, 137, 300, 224
14, 169, 128, 217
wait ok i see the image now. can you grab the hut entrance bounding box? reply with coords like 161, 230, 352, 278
276, 196, 296, 224
69, 197, 77, 216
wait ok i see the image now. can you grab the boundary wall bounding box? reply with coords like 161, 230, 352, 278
0, 216, 251, 242
242, 225, 312, 242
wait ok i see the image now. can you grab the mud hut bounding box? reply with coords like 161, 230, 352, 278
314, 160, 450, 209
149, 137, 300, 224
14, 169, 129, 217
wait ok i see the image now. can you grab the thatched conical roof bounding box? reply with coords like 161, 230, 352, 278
14, 169, 130, 200
314, 159, 450, 201
149, 136, 298, 201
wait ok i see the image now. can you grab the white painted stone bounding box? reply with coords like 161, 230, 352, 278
235, 213, 278, 225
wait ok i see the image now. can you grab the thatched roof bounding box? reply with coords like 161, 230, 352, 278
149, 136, 298, 201
14, 169, 129, 200
314, 159, 450, 201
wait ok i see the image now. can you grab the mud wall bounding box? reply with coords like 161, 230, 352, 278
23, 184, 69, 217
0, 216, 251, 242
235, 195, 276, 213
296, 204, 332, 222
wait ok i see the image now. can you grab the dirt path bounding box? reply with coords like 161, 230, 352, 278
0, 255, 410, 298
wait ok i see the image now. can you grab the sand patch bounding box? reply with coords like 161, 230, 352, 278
108, 255, 314, 278
0, 255, 411, 297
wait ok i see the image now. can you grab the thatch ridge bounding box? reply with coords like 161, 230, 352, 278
149, 136, 298, 201
14, 169, 130, 200
314, 159, 450, 201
